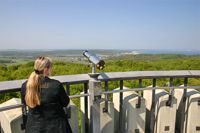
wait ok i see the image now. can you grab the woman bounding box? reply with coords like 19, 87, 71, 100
21, 56, 72, 133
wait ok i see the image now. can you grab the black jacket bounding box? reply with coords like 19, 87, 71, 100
21, 77, 72, 133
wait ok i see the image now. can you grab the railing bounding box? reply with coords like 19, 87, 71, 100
0, 70, 200, 133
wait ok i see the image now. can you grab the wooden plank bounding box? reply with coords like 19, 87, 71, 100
0, 80, 26, 93
188, 70, 200, 77
0, 74, 89, 93
51, 74, 89, 83
98, 71, 197, 81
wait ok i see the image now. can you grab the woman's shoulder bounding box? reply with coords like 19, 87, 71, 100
46, 77, 64, 92
46, 77, 62, 86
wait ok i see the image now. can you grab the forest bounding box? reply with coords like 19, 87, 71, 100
0, 54, 200, 106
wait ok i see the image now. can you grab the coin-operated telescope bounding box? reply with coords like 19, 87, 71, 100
83, 50, 105, 74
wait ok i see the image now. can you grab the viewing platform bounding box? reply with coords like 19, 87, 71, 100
0, 70, 200, 133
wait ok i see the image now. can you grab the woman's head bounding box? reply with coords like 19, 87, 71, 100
25, 56, 52, 108
34, 56, 52, 76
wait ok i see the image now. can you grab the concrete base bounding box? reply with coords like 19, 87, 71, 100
80, 92, 115, 133
174, 88, 200, 133
0, 98, 24, 133
113, 87, 146, 133
0, 98, 78, 133
143, 89, 177, 133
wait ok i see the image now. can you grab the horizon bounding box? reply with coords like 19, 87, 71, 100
0, 48, 200, 51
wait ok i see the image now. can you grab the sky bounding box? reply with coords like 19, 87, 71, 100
0, 0, 200, 50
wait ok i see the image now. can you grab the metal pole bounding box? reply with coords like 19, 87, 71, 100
183, 78, 188, 102
119, 80, 123, 133
136, 79, 142, 108
103, 81, 109, 112
166, 78, 174, 106
65, 83, 71, 119
183, 77, 188, 133
84, 83, 89, 133
150, 78, 156, 133
92, 64, 96, 74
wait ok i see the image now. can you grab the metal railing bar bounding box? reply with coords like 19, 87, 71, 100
65, 83, 71, 119
0, 88, 21, 94
62, 81, 88, 85
0, 104, 23, 112
1, 85, 200, 112
69, 93, 89, 99
0, 94, 90, 112
100, 86, 200, 95
84, 83, 89, 133
150, 78, 156, 133
166, 78, 174, 106
136, 79, 142, 108
103, 80, 109, 112
1, 82, 200, 95
181, 77, 188, 132
183, 78, 188, 102
119, 80, 123, 133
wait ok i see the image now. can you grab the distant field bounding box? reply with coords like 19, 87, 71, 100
0, 49, 124, 65
1, 49, 200, 65
108, 54, 200, 61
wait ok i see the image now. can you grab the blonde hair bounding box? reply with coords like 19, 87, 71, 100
25, 56, 52, 108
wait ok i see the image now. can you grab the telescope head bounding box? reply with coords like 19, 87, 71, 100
83, 50, 105, 70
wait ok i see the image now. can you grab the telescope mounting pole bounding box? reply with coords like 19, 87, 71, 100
88, 64, 101, 133
91, 63, 96, 74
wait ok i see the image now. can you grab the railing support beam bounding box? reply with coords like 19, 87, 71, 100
166, 78, 174, 106
119, 80, 124, 133
150, 78, 156, 133
84, 83, 89, 133
88, 73, 101, 133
